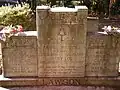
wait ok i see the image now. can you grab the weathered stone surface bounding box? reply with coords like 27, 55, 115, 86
0, 77, 120, 87
86, 33, 118, 76
3, 36, 38, 77
87, 17, 99, 32
37, 7, 88, 77
6, 86, 118, 90
2, 6, 120, 86
116, 38, 120, 73
5, 36, 37, 48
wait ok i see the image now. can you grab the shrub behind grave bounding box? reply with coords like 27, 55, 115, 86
0, 4, 36, 31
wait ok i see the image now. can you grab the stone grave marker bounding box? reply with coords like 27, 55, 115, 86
3, 36, 38, 77
86, 34, 118, 76
36, 6, 88, 77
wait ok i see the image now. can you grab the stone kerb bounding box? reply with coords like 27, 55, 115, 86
36, 6, 88, 77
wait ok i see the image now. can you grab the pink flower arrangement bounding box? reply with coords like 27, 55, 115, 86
0, 25, 24, 41
1, 25, 23, 34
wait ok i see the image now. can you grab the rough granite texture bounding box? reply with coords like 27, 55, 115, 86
1, 6, 120, 89
2, 86, 120, 90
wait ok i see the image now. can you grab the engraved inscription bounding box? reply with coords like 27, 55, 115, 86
47, 12, 84, 25
86, 35, 118, 76
58, 26, 66, 41
7, 36, 37, 48
39, 43, 85, 77
3, 47, 37, 77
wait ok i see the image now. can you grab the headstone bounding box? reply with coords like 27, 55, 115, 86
3, 36, 38, 77
36, 6, 88, 77
86, 34, 118, 76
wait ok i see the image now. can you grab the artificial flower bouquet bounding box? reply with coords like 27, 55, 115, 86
0, 25, 23, 41
98, 26, 120, 35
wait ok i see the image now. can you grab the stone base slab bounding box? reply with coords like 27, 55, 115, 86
0, 76, 120, 87
3, 86, 120, 90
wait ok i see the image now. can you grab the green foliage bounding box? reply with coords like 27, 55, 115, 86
87, 0, 110, 17
0, 4, 36, 31
110, 0, 120, 16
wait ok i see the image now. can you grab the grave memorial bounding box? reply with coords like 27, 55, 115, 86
1, 5, 120, 89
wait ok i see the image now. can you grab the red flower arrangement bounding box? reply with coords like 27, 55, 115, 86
0, 25, 23, 41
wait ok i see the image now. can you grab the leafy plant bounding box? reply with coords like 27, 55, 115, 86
0, 4, 36, 31
110, 0, 120, 16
